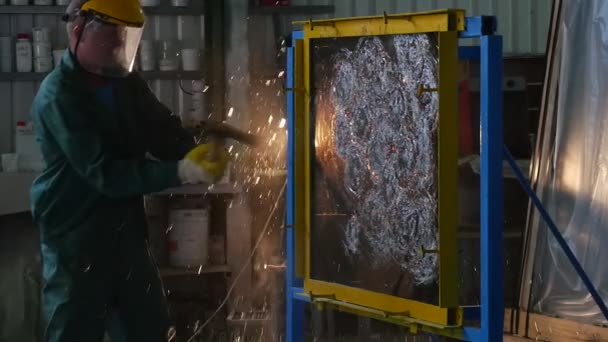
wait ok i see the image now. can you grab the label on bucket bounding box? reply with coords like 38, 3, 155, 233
168, 209, 209, 267
168, 240, 178, 252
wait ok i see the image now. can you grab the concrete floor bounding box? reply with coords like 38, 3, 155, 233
0, 213, 42, 342
504, 335, 532, 341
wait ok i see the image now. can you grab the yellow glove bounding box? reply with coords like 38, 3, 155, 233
178, 143, 230, 184
186, 143, 230, 179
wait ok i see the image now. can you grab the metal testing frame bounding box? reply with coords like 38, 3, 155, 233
286, 8, 608, 342
297, 10, 461, 328
285, 11, 504, 342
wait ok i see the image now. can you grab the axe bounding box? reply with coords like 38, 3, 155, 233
189, 120, 261, 160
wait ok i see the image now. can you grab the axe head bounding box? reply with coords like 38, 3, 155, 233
191, 120, 261, 146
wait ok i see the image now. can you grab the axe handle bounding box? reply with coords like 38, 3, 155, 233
192, 120, 260, 146
207, 135, 224, 162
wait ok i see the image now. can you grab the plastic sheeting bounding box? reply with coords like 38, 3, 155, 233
529, 0, 608, 325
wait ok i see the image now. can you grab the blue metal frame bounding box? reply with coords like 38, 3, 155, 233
479, 34, 504, 342
458, 46, 480, 61
456, 22, 505, 342
460, 16, 498, 38
286, 17, 507, 342
286, 30, 305, 342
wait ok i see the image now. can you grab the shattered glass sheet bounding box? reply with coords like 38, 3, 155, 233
310, 34, 440, 303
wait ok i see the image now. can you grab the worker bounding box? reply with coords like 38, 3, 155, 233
29, 0, 229, 341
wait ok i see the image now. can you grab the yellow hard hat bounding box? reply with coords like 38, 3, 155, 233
80, 0, 145, 27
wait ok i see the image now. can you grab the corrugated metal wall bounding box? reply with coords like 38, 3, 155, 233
249, 0, 553, 131
0, 0, 552, 155
278, 0, 552, 55
0, 13, 204, 155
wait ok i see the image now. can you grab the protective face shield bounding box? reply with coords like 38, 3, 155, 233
77, 16, 143, 78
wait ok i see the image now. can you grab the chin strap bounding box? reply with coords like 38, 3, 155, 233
68, 9, 96, 72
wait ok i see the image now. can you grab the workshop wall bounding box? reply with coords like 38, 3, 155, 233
0, 14, 205, 155
0, 0, 552, 154
269, 0, 551, 55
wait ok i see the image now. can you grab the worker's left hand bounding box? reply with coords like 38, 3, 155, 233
178, 143, 230, 184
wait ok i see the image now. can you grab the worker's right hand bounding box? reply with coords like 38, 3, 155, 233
177, 143, 230, 184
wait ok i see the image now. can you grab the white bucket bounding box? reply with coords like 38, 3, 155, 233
181, 48, 200, 71
139, 40, 156, 71
168, 209, 209, 267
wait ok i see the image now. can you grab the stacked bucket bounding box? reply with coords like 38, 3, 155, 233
0, 36, 11, 72
32, 27, 52, 73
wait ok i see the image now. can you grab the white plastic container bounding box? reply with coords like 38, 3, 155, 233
32, 27, 51, 43
219, 162, 230, 183
34, 57, 52, 72
181, 48, 200, 71
1, 154, 19, 173
0, 56, 11, 72
139, 40, 155, 71
171, 0, 189, 6
168, 209, 210, 267
0, 36, 11, 72
56, 0, 69, 4
33, 42, 51, 58
140, 0, 160, 6
158, 40, 180, 71
15, 34, 32, 73
15, 121, 44, 172
33, 0, 52, 5
0, 36, 11, 56
10, 0, 29, 5
0, 36, 11, 71
159, 59, 178, 71
190, 80, 205, 122
52, 49, 64, 67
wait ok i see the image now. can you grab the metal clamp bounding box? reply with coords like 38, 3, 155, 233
382, 310, 410, 319
417, 85, 438, 97
309, 292, 336, 301
284, 87, 306, 93
420, 245, 439, 257
306, 18, 336, 32
310, 292, 336, 311
284, 87, 310, 98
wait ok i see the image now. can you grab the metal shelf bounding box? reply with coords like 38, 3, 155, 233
0, 5, 66, 14
140, 70, 204, 80
0, 4, 205, 15
0, 72, 49, 81
154, 183, 241, 196
248, 5, 334, 15
0, 70, 204, 82
160, 264, 231, 277
144, 4, 205, 16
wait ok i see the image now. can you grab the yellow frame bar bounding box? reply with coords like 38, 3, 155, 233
307, 296, 466, 339
293, 39, 306, 277
296, 9, 465, 38
295, 9, 462, 327
437, 30, 459, 308
306, 279, 463, 326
